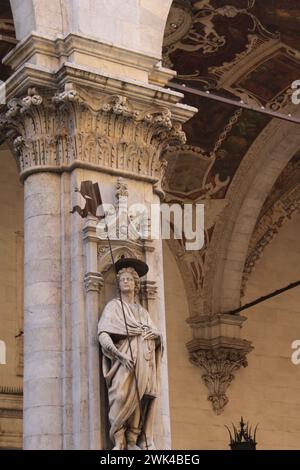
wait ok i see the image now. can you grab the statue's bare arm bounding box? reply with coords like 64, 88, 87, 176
99, 332, 134, 371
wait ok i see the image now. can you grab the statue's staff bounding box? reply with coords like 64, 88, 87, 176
71, 180, 149, 450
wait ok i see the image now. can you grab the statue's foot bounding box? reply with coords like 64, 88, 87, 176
127, 443, 142, 450
113, 428, 126, 450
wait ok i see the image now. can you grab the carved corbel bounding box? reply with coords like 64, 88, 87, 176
187, 314, 253, 414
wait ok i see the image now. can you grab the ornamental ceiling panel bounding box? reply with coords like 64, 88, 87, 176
163, 0, 300, 201
0, 0, 16, 81
163, 0, 300, 316
163, 0, 300, 93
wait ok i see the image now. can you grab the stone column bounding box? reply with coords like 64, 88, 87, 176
23, 172, 62, 449
83, 216, 104, 449
0, 48, 196, 447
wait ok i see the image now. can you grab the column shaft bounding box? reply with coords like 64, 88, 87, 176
23, 173, 62, 450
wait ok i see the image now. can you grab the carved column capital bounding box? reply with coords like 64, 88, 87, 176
140, 280, 158, 301
84, 272, 104, 293
0, 84, 187, 185
187, 314, 253, 414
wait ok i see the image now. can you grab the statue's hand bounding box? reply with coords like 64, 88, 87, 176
118, 353, 134, 371
143, 328, 160, 340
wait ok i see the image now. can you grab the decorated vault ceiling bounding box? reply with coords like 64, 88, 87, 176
0, 0, 298, 313
163, 0, 300, 306
0, 0, 16, 81
163, 0, 300, 209
242, 150, 300, 294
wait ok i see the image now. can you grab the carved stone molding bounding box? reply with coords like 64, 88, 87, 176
0, 385, 23, 450
241, 184, 300, 295
98, 242, 148, 275
15, 334, 23, 377
0, 84, 187, 185
187, 314, 253, 414
94, 176, 154, 246
140, 280, 158, 301
84, 272, 104, 293
203, 113, 300, 316
0, 408, 22, 419
0, 386, 23, 396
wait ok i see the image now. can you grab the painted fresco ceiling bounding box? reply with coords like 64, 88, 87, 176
163, 0, 300, 207
0, 0, 16, 81
0, 0, 298, 211
0, 0, 299, 238
162, 0, 300, 306
0, 0, 298, 312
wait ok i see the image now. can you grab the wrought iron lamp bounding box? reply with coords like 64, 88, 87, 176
225, 417, 258, 450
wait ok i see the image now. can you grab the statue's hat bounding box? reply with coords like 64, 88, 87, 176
115, 257, 149, 277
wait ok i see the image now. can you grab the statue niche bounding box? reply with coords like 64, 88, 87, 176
97, 257, 162, 450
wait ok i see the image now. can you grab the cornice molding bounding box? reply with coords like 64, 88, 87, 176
3, 32, 177, 87
0, 386, 23, 396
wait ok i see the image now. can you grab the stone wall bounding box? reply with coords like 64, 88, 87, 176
163, 214, 300, 449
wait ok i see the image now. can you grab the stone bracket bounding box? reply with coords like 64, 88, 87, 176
186, 314, 253, 414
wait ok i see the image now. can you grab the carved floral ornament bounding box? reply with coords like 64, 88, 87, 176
0, 86, 186, 183
189, 341, 253, 415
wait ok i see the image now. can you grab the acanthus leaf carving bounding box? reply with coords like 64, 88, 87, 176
0, 85, 186, 184
84, 272, 104, 293
188, 332, 253, 414
189, 346, 249, 415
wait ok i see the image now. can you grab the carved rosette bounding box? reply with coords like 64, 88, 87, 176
189, 346, 250, 415
84, 272, 104, 293
0, 85, 186, 185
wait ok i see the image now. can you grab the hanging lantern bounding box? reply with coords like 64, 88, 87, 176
225, 417, 258, 450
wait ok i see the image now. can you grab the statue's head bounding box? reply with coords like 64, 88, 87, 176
117, 267, 140, 295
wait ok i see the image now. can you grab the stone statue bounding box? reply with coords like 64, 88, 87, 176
98, 258, 163, 450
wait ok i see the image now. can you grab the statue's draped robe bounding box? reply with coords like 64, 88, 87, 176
98, 299, 162, 442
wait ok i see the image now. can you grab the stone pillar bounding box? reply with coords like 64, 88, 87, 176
142, 191, 171, 448
0, 40, 196, 447
83, 216, 104, 449
23, 172, 62, 449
